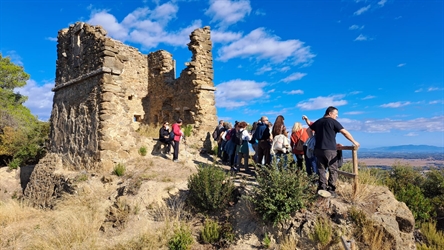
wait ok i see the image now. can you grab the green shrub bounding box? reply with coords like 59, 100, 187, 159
138, 146, 147, 156
395, 183, 434, 223
183, 125, 193, 137
385, 164, 423, 194
168, 223, 193, 250
201, 219, 220, 244
113, 163, 126, 177
246, 159, 316, 226
417, 221, 444, 250
8, 158, 21, 170
186, 164, 236, 212
310, 216, 332, 247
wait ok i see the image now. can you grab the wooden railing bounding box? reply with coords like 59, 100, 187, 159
336, 145, 359, 197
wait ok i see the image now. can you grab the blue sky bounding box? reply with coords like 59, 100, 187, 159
1, 0, 443, 148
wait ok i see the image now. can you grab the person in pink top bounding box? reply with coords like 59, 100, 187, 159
171, 119, 184, 162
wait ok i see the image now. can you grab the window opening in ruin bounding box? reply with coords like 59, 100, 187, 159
134, 115, 142, 122
128, 95, 133, 100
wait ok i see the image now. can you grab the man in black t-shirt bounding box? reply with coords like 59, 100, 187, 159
304, 106, 360, 197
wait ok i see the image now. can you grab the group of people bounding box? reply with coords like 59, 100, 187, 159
212, 106, 360, 197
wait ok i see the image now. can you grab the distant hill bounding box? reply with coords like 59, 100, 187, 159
342, 145, 444, 161
361, 145, 444, 153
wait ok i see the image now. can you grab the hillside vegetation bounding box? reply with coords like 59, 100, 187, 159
0, 54, 49, 169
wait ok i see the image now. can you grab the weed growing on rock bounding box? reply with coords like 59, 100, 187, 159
138, 146, 147, 156
113, 163, 126, 176
310, 216, 332, 248
348, 207, 393, 250
262, 232, 271, 249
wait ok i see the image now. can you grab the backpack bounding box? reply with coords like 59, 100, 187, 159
225, 129, 233, 141
234, 130, 243, 146
304, 135, 316, 158
212, 129, 218, 141
292, 131, 305, 152
169, 130, 175, 140
271, 134, 290, 154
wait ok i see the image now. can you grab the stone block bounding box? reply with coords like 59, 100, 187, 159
99, 140, 121, 151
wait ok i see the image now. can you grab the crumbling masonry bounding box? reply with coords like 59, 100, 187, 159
48, 22, 217, 171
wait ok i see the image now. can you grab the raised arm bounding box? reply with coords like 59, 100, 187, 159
339, 128, 360, 148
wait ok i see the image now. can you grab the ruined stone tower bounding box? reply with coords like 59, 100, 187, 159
49, 22, 217, 172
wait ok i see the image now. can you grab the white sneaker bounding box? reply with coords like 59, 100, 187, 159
173, 159, 179, 163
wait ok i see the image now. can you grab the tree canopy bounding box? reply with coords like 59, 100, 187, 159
0, 54, 29, 90
0, 54, 48, 168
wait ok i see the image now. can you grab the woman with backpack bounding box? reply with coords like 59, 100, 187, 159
290, 122, 309, 171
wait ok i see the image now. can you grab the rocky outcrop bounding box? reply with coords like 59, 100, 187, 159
231, 184, 416, 250
23, 153, 75, 208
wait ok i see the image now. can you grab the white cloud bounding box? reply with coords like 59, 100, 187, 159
415, 88, 423, 93
378, 0, 387, 7
280, 72, 307, 83
217, 28, 315, 64
2, 50, 24, 66
380, 101, 411, 108
45, 37, 57, 42
397, 63, 406, 67
297, 95, 347, 110
254, 9, 266, 16
205, 0, 251, 28
211, 30, 243, 43
344, 111, 364, 115
405, 132, 418, 137
88, 9, 129, 41
279, 66, 291, 72
349, 24, 364, 30
284, 90, 304, 95
349, 91, 362, 95
267, 89, 275, 93
354, 5, 371, 15
428, 87, 442, 92
429, 100, 444, 104
338, 116, 444, 133
354, 34, 368, 41
14, 79, 54, 121
215, 79, 266, 109
362, 95, 376, 100
86, 3, 202, 50
255, 65, 273, 75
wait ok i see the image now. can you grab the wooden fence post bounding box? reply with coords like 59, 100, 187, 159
352, 147, 359, 198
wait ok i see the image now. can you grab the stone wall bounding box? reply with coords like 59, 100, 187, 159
48, 22, 217, 172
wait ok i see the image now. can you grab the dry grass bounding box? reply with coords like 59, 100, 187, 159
0, 193, 105, 249
338, 162, 384, 203
348, 207, 393, 250
137, 124, 159, 138
279, 235, 298, 250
